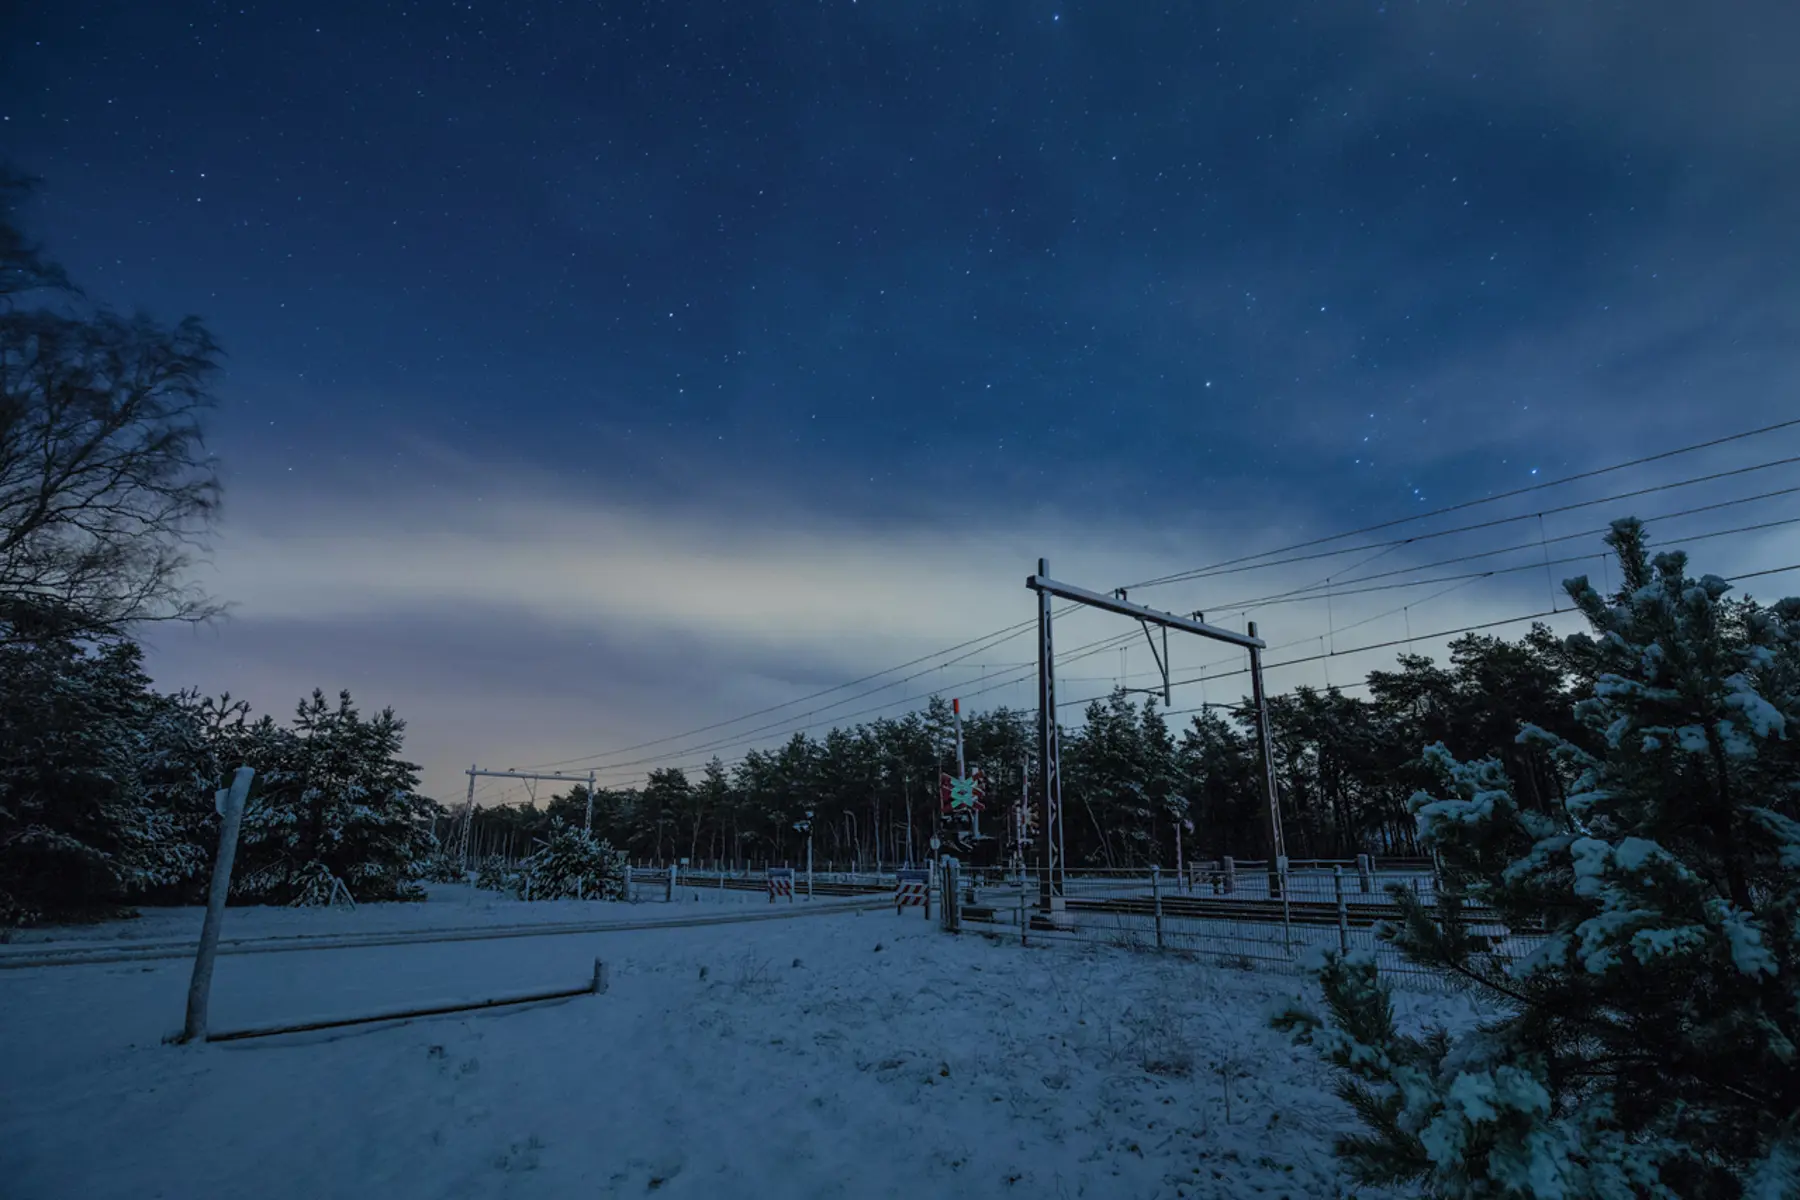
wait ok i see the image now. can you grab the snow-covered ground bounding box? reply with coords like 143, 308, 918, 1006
1, 894, 1483, 1199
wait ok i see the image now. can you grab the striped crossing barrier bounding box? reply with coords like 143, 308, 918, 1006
895, 868, 930, 916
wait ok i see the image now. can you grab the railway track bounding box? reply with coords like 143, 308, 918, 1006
962, 891, 1518, 932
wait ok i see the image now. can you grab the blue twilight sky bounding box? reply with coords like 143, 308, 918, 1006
4, 2, 1798, 803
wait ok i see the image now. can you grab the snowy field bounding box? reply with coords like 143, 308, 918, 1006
1, 897, 1483, 1199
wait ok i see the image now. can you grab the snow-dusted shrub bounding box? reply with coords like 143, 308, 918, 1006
287, 861, 355, 907
474, 855, 514, 893
507, 821, 626, 901
414, 851, 467, 884
1277, 519, 1800, 1198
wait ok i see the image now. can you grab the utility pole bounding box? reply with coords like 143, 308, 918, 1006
797, 809, 814, 899
1035, 558, 1064, 914
455, 764, 477, 868
904, 772, 912, 867
1247, 620, 1287, 897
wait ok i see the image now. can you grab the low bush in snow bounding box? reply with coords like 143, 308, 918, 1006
482, 822, 626, 901
414, 852, 468, 885
474, 855, 513, 893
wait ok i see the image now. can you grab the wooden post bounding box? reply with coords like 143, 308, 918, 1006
1222, 855, 1236, 895
666, 863, 675, 903
1018, 881, 1028, 946
1357, 852, 1373, 894
1334, 865, 1350, 954
181, 766, 255, 1044
1152, 864, 1164, 951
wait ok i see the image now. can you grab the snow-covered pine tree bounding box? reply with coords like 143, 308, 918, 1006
0, 633, 209, 923
508, 820, 627, 901
232, 689, 435, 905
474, 853, 514, 893
1276, 519, 1800, 1198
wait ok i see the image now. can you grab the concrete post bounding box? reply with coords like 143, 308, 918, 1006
181, 766, 256, 1044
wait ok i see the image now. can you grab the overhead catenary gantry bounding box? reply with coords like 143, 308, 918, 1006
1026, 560, 1288, 914
449, 765, 600, 867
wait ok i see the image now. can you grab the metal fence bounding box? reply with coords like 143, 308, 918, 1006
943, 859, 1543, 990
634, 867, 896, 903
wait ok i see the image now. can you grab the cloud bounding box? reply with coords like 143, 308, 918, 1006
148, 451, 1764, 803
1343, 2, 1800, 160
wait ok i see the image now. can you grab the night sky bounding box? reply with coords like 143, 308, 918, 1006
5, 2, 1798, 802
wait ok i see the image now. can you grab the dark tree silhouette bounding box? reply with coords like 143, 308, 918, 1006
0, 168, 222, 645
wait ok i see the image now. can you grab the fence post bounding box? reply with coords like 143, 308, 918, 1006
667, 863, 675, 903
924, 863, 933, 921
1018, 880, 1028, 946
942, 860, 961, 933
1333, 865, 1350, 954
1152, 864, 1164, 951
1222, 855, 1236, 895
182, 766, 255, 1044
1278, 855, 1292, 954
1356, 853, 1373, 894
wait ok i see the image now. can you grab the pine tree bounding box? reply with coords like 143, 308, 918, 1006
0, 633, 210, 922
232, 689, 434, 905
1276, 520, 1800, 1198
505, 820, 627, 900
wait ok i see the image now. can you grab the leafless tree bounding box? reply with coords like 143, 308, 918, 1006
0, 169, 222, 644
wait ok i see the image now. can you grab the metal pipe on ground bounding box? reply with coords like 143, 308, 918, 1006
206, 959, 609, 1043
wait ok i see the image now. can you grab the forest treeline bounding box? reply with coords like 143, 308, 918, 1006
467, 621, 1587, 872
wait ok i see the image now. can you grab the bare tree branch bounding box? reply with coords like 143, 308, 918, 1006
0, 173, 222, 645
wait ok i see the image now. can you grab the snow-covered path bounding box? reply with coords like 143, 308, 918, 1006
0, 888, 884, 969
1, 901, 1472, 1199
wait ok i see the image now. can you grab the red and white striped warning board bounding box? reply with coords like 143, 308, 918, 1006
895, 868, 929, 912
767, 868, 795, 902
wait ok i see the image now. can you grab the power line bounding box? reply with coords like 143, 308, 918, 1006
1730, 563, 1800, 584
579, 520, 1797, 784
1163, 678, 1373, 719
1260, 482, 1800, 604
578, 631, 1042, 774
1060, 558, 1800, 712
588, 621, 1159, 783
1204, 514, 1800, 613
513, 420, 1800, 778
1124, 417, 1800, 591
1139, 454, 1800, 589
595, 625, 1152, 778
589, 559, 1800, 789
525, 608, 1081, 771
